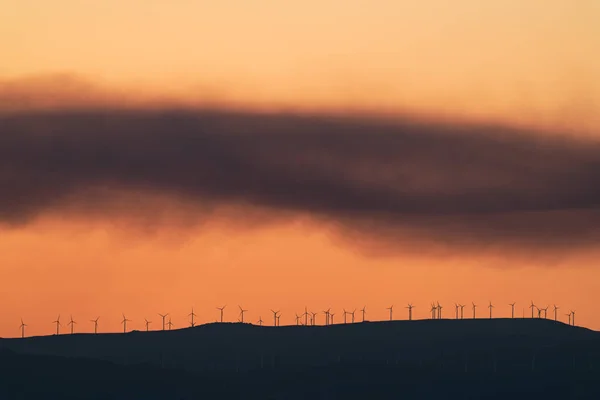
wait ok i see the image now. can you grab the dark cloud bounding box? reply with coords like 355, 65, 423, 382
1, 107, 600, 253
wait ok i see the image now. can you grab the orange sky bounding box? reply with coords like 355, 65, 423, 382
1, 1, 599, 336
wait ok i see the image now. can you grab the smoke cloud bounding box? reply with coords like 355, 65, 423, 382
1, 105, 600, 254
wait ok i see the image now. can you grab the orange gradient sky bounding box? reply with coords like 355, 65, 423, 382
1, 1, 600, 336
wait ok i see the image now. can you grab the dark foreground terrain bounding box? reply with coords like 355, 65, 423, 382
1, 319, 599, 399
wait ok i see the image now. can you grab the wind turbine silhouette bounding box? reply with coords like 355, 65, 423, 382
53, 315, 61, 335
437, 302, 442, 319
488, 301, 494, 319
459, 304, 465, 319
406, 303, 415, 321
361, 306, 366, 322
19, 318, 27, 338
238, 306, 248, 323
350, 309, 356, 324
295, 313, 301, 325
472, 302, 477, 319
304, 306, 309, 326
217, 306, 226, 323
343, 309, 348, 324
276, 314, 281, 326
189, 307, 197, 327
271, 310, 279, 326
158, 313, 169, 330
430, 303, 437, 319
167, 316, 174, 330
509, 302, 516, 318
536, 306, 542, 319
330, 312, 335, 324
454, 303, 459, 320
90, 317, 100, 334
542, 306, 549, 319
553, 305, 559, 321
529, 301, 536, 318
571, 310, 576, 326
257, 316, 263, 326
144, 318, 151, 332
323, 308, 331, 325
387, 305, 393, 321
68, 315, 77, 334
121, 314, 131, 333
566, 312, 572, 325
311, 311, 317, 326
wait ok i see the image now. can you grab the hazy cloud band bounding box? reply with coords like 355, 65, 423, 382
1, 108, 600, 252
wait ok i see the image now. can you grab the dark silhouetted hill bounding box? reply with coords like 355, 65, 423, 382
1, 319, 599, 399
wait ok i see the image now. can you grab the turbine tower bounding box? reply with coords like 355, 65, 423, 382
167, 317, 174, 330
158, 313, 169, 331
330, 312, 335, 324
361, 306, 366, 322
189, 307, 197, 327
311, 311, 317, 326
406, 303, 414, 321
19, 319, 27, 338
295, 313, 301, 326
257, 316, 263, 326
271, 310, 280, 326
472, 302, 477, 319
437, 302, 443, 319
571, 310, 576, 326
53, 315, 61, 335
217, 306, 226, 323
90, 317, 100, 334
387, 305, 393, 321
430, 303, 437, 319
459, 304, 465, 319
529, 301, 536, 318
509, 302, 516, 318
454, 303, 459, 320
144, 318, 151, 332
238, 306, 248, 323
68, 315, 77, 334
488, 301, 494, 319
553, 305, 559, 321
343, 309, 348, 324
121, 313, 131, 333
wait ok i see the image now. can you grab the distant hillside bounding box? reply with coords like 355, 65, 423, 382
1, 319, 598, 375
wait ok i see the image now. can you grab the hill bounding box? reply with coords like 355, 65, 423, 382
1, 319, 600, 399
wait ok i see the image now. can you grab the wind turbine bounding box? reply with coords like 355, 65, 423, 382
542, 306, 549, 319
406, 303, 414, 321
271, 310, 279, 326
529, 301, 536, 318
167, 317, 174, 330
144, 318, 151, 332
536, 306, 542, 319
90, 317, 100, 334
19, 319, 27, 338
158, 313, 169, 330
566, 312, 572, 325
295, 313, 301, 325
53, 315, 61, 335
488, 301, 494, 319
361, 306, 366, 322
437, 302, 443, 319
343, 309, 348, 324
571, 310, 576, 326
459, 304, 465, 319
472, 302, 477, 319
217, 305, 226, 323
509, 302, 516, 318
257, 316, 263, 326
68, 315, 77, 334
276, 314, 281, 327
121, 314, 131, 333
238, 306, 248, 323
330, 312, 335, 324
323, 308, 331, 325
311, 311, 317, 326
553, 305, 559, 321
430, 303, 437, 319
304, 306, 308, 326
454, 303, 459, 320
189, 307, 197, 327
387, 305, 394, 321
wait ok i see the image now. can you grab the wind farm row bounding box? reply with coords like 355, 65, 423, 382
15, 301, 577, 339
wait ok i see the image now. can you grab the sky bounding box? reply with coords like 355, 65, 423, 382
1, 0, 599, 336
